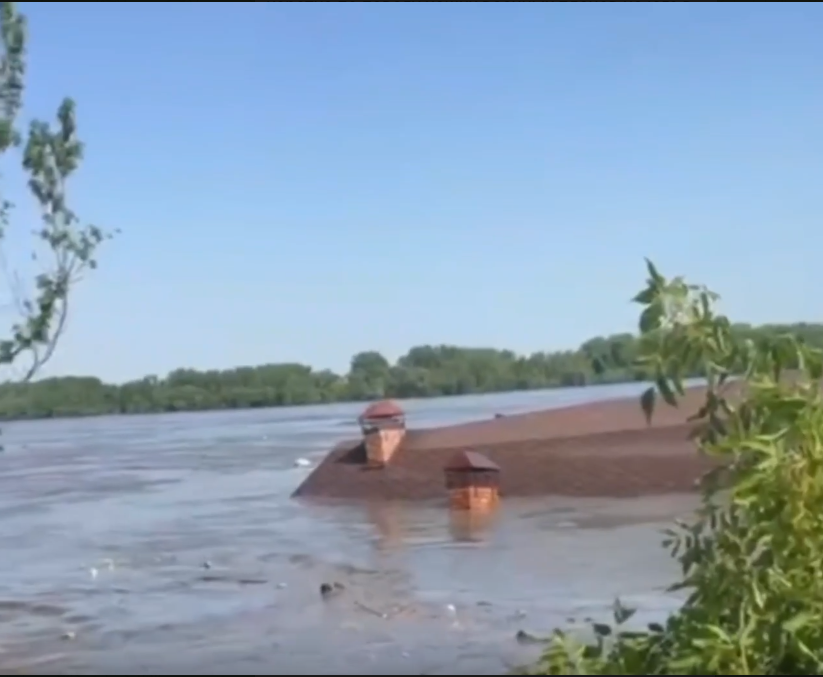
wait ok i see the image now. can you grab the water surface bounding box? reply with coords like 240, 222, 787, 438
0, 384, 695, 674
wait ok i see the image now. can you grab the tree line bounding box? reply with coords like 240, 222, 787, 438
0, 321, 820, 420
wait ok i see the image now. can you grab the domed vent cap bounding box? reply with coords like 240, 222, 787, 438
360, 399, 404, 421
444, 450, 500, 472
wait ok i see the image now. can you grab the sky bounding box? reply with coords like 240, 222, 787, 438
1, 2, 821, 383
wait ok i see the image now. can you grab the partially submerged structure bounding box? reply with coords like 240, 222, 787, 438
292, 389, 717, 502
444, 450, 500, 511
359, 400, 406, 467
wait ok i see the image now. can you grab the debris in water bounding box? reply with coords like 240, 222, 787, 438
202, 561, 212, 570
276, 582, 287, 589
319, 582, 345, 599
354, 600, 388, 619
61, 631, 76, 641
88, 559, 115, 579
515, 629, 547, 645
294, 458, 312, 468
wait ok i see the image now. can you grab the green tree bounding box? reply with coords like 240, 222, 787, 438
5, 319, 823, 419
524, 260, 823, 675
348, 350, 391, 398
0, 2, 113, 383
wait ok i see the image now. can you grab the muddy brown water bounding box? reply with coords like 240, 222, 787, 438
0, 384, 698, 675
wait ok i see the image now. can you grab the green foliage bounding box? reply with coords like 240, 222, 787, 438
0, 2, 112, 381
3, 321, 823, 419
523, 259, 823, 675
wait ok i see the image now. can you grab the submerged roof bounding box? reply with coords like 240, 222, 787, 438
396, 385, 717, 451
444, 450, 500, 472
293, 385, 720, 501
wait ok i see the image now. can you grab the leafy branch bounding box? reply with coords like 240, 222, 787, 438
0, 2, 113, 382
524, 259, 823, 675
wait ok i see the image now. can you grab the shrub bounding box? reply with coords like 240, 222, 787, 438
522, 260, 823, 675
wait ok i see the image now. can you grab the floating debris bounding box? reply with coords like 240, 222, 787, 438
294, 458, 312, 468
197, 573, 268, 586
515, 629, 546, 645
354, 600, 388, 619
319, 581, 345, 599
237, 577, 268, 586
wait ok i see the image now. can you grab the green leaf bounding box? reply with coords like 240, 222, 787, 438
806, 350, 823, 381
592, 622, 612, 637
639, 303, 664, 333
632, 286, 656, 305
782, 610, 815, 633
640, 387, 656, 424
667, 655, 705, 672
656, 376, 677, 407
612, 599, 636, 625
699, 291, 713, 319
645, 257, 664, 284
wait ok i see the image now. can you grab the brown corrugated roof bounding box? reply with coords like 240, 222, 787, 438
293, 387, 721, 501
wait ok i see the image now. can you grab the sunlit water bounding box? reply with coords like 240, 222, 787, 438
0, 383, 697, 675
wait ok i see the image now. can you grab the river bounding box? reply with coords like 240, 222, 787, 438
0, 382, 696, 675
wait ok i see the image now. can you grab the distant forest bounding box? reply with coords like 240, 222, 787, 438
0, 322, 821, 421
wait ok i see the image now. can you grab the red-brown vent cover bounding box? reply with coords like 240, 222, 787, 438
360, 399, 404, 420
444, 450, 500, 472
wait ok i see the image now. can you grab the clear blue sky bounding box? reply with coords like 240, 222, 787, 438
5, 2, 823, 383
